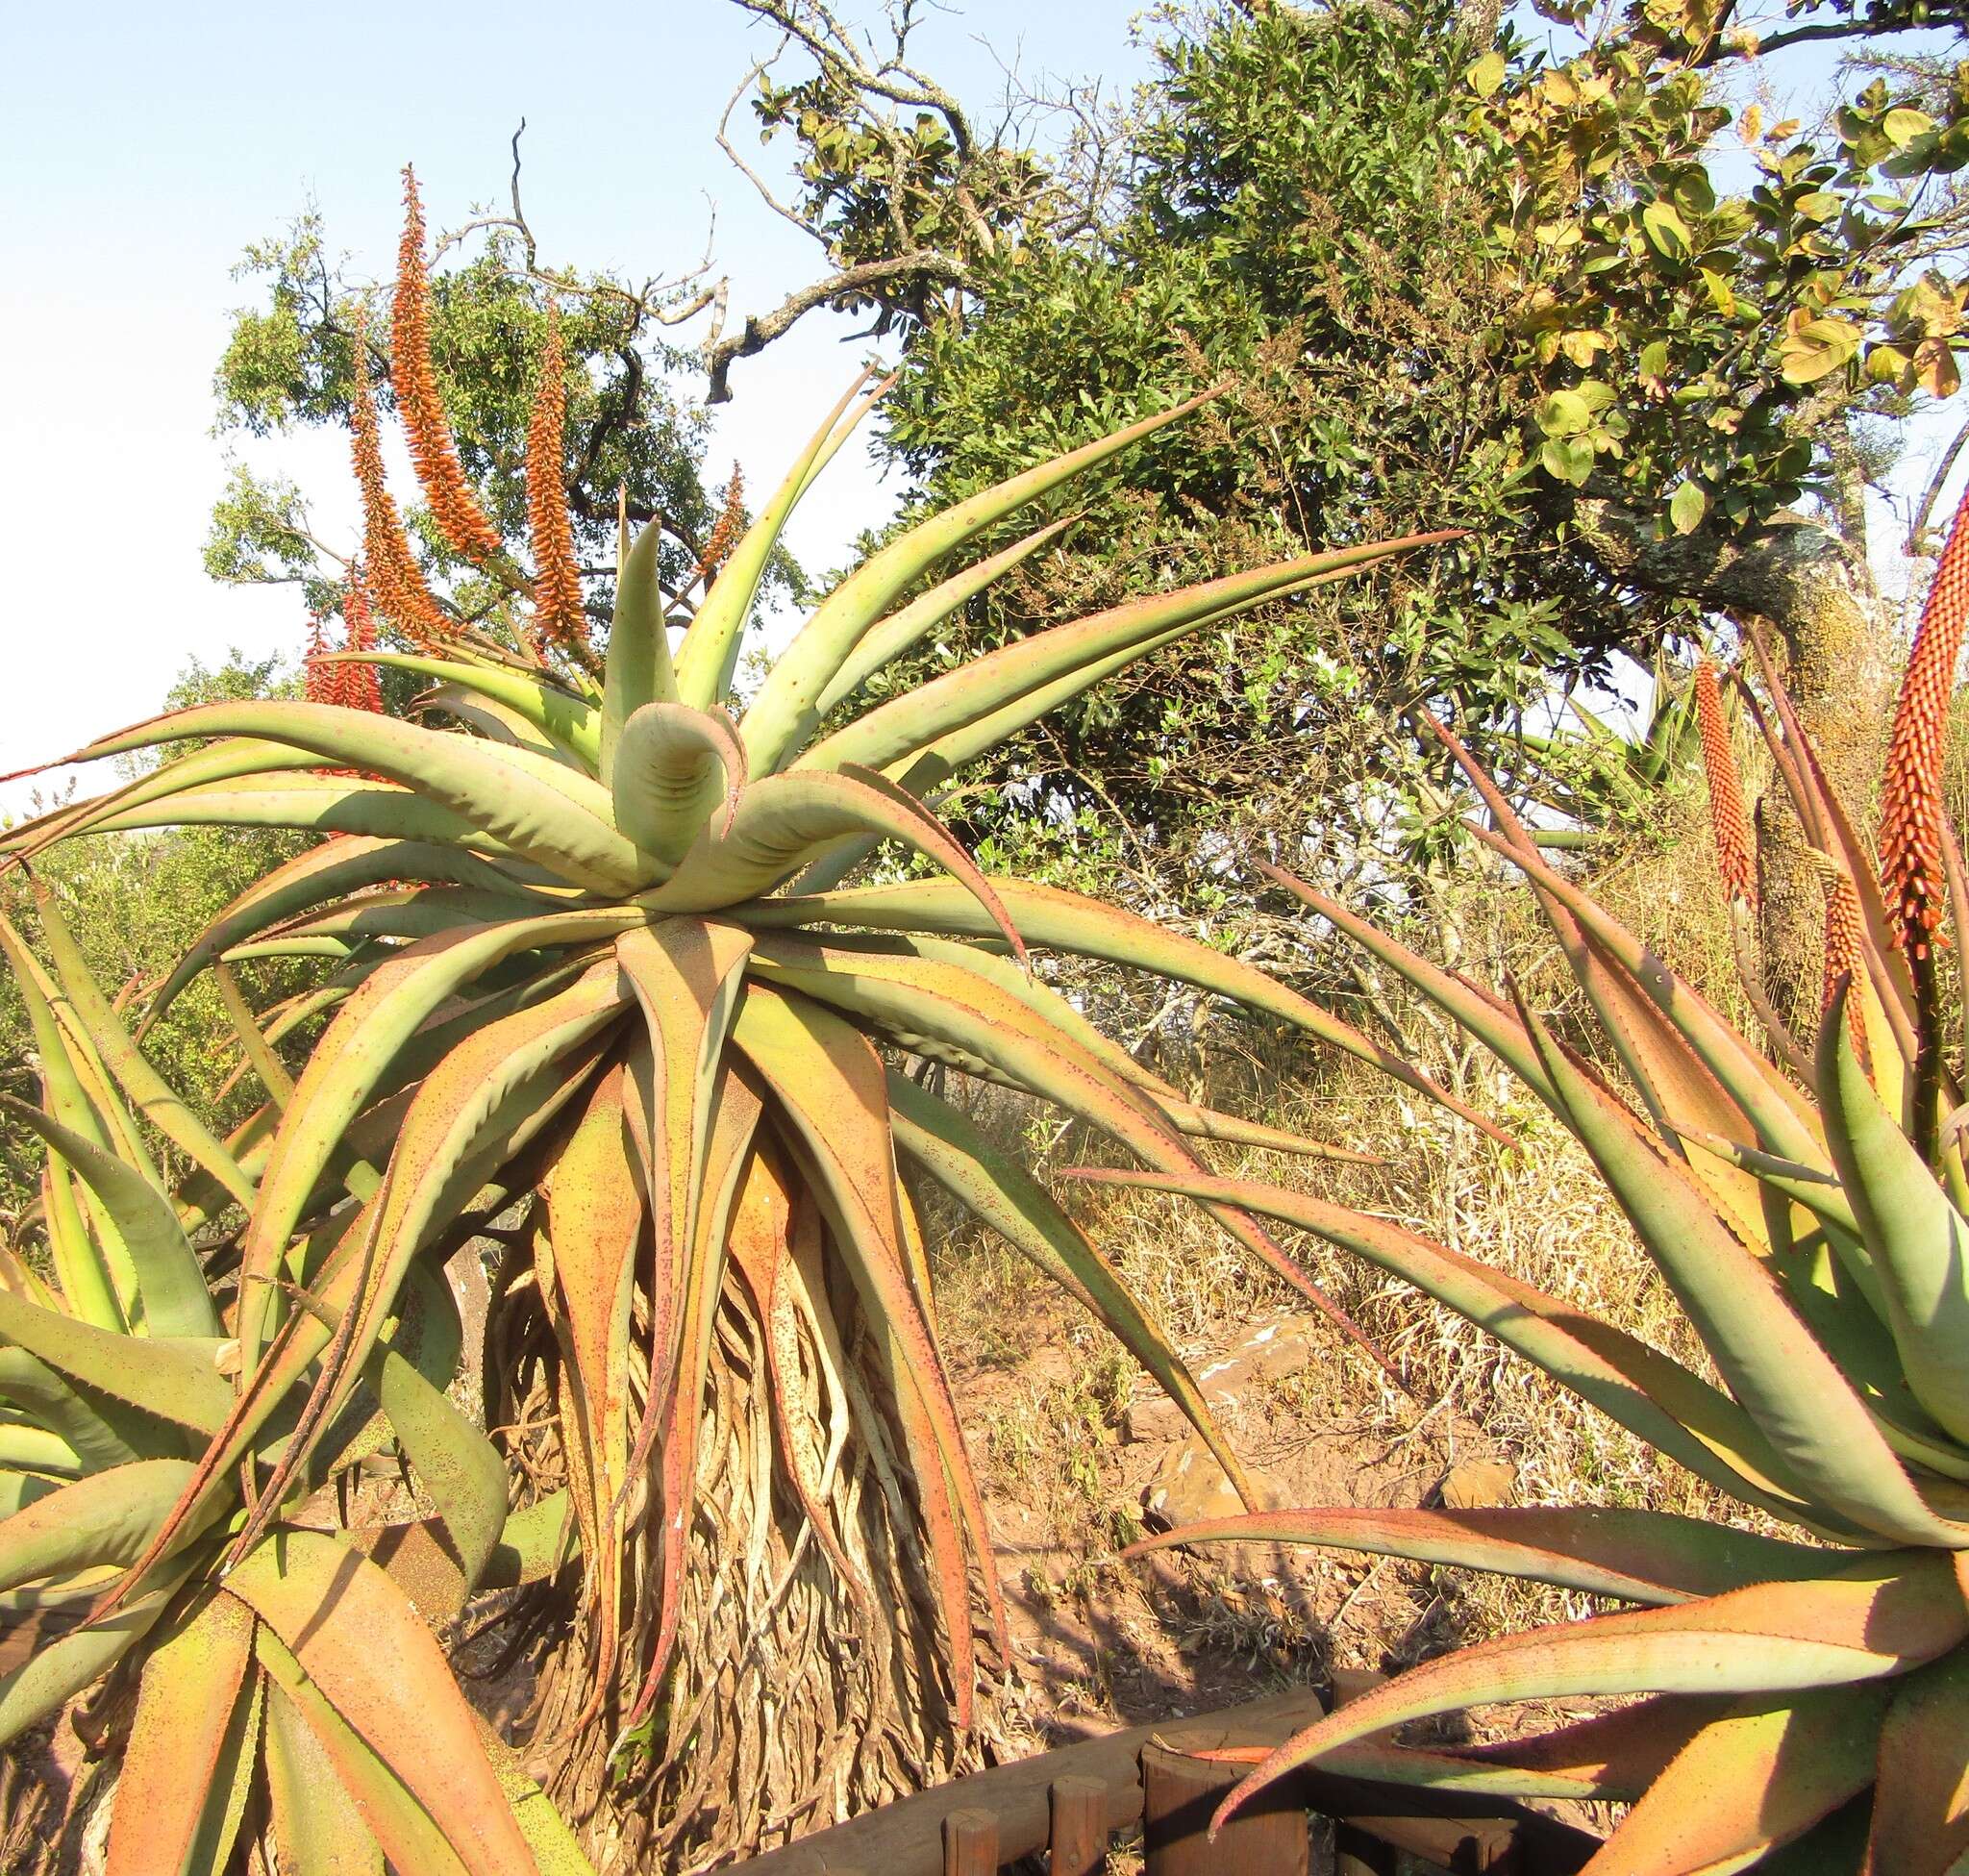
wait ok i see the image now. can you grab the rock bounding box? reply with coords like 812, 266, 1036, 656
1120, 1313, 1320, 1443
1439, 1458, 1515, 1509
1142, 1437, 1282, 1529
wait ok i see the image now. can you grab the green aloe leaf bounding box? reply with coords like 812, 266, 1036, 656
262, 1671, 386, 1876
0, 1559, 191, 1746
677, 369, 885, 714
1209, 1560, 1969, 1837
1127, 1505, 1834, 1607
1821, 978, 1969, 1445
0, 1291, 228, 1434
326, 649, 599, 766
63, 702, 647, 892
813, 516, 1073, 717
1069, 1166, 1835, 1531
0, 1458, 198, 1589
797, 535, 1454, 780
600, 515, 680, 783
741, 875, 1507, 1140
1518, 987, 1969, 1546
227, 1529, 539, 1876
147, 836, 554, 1025
0, 1095, 216, 1338
744, 386, 1226, 771
1571, 1687, 1887, 1875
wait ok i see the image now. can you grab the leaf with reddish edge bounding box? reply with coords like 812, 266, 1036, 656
33, 882, 257, 1213
735, 875, 1508, 1143
745, 935, 1399, 1384
252, 1626, 469, 1876
1067, 1166, 1832, 1531
794, 533, 1458, 781
1449, 1692, 1734, 1796
642, 765, 1029, 968
1126, 1505, 1833, 1607
613, 917, 755, 1472
734, 984, 1007, 1724
324, 649, 599, 765
105, 1589, 259, 1876
262, 1669, 386, 1876
620, 1058, 765, 1735
229, 977, 622, 1556
1516, 982, 1969, 1547
1821, 978, 1969, 1446
887, 1068, 1254, 1509
1743, 619, 1921, 1063
0, 1459, 198, 1588
78, 772, 508, 850
0, 1094, 215, 1338
235, 912, 638, 1371
1868, 1645, 1969, 1874
744, 384, 1214, 768
536, 1061, 645, 1713
1208, 1558, 1969, 1837
227, 1529, 538, 1876
0, 1557, 193, 1745
145, 836, 553, 1027
45, 699, 648, 893
814, 517, 1073, 716
1579, 1686, 1888, 1874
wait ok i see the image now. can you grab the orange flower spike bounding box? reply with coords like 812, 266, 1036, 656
350, 309, 452, 647
696, 464, 746, 588
1815, 853, 1874, 1073
1881, 486, 1969, 960
340, 574, 386, 714
525, 306, 587, 648
302, 611, 335, 705
1694, 659, 1757, 910
392, 166, 503, 563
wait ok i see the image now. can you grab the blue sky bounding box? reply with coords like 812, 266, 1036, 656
1, 0, 1150, 803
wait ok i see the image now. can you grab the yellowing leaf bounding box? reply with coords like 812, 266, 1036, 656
1467, 49, 1508, 98
1669, 482, 1708, 536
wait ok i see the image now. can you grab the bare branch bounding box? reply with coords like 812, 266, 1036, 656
705, 251, 967, 402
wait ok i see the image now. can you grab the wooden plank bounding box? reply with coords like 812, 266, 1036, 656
1142, 1741, 1309, 1876
1048, 1774, 1107, 1876
944, 1806, 999, 1875
728, 1687, 1600, 1875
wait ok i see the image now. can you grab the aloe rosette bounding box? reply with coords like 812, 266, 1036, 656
4, 349, 1469, 1862
0, 901, 580, 1875
1110, 618, 1969, 1870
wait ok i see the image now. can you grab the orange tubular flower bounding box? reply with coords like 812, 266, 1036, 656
1816, 853, 1874, 1071
1694, 659, 1757, 909
695, 465, 745, 588
525, 307, 587, 648
302, 611, 335, 705
392, 167, 504, 563
338, 573, 386, 715
1881, 487, 1969, 959
351, 311, 453, 647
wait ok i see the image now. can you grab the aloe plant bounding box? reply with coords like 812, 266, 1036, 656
0, 901, 579, 1876
1109, 522, 1969, 1870
1, 191, 1474, 1865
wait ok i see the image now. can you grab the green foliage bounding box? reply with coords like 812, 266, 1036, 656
0, 652, 307, 1221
